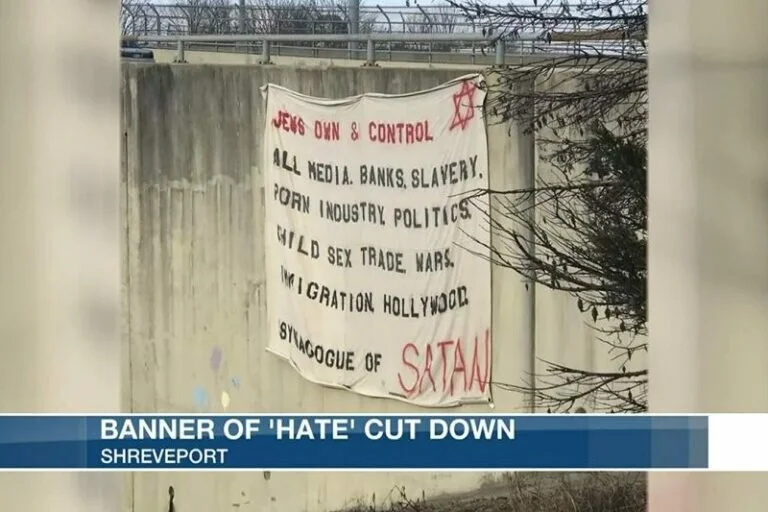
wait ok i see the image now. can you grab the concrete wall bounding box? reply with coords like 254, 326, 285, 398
121, 64, 637, 512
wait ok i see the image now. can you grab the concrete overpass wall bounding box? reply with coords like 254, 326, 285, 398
121, 64, 638, 512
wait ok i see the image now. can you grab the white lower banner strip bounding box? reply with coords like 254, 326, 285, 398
708, 414, 768, 471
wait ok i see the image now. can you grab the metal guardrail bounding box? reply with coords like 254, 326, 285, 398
121, 1, 647, 63
129, 31, 550, 66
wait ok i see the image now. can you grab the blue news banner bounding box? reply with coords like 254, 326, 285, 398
0, 414, 707, 470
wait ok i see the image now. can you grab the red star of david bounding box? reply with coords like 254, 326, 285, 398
449, 81, 476, 131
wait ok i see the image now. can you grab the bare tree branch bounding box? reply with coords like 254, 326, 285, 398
477, 125, 647, 412
449, 0, 648, 412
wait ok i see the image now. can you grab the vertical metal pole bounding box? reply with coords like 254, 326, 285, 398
260, 40, 271, 64
365, 38, 375, 66
237, 0, 247, 52
176, 39, 186, 63
238, 0, 246, 34
347, 0, 360, 55
495, 38, 505, 66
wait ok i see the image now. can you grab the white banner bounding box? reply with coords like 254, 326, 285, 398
262, 74, 492, 407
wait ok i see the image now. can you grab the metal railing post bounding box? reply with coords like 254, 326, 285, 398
260, 40, 272, 64
348, 0, 360, 54
364, 39, 376, 66
494, 38, 505, 66
174, 40, 186, 63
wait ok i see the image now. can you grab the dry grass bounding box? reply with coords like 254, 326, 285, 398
340, 473, 646, 512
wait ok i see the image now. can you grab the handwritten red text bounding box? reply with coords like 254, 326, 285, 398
397, 329, 490, 397
368, 121, 434, 145
272, 109, 306, 136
